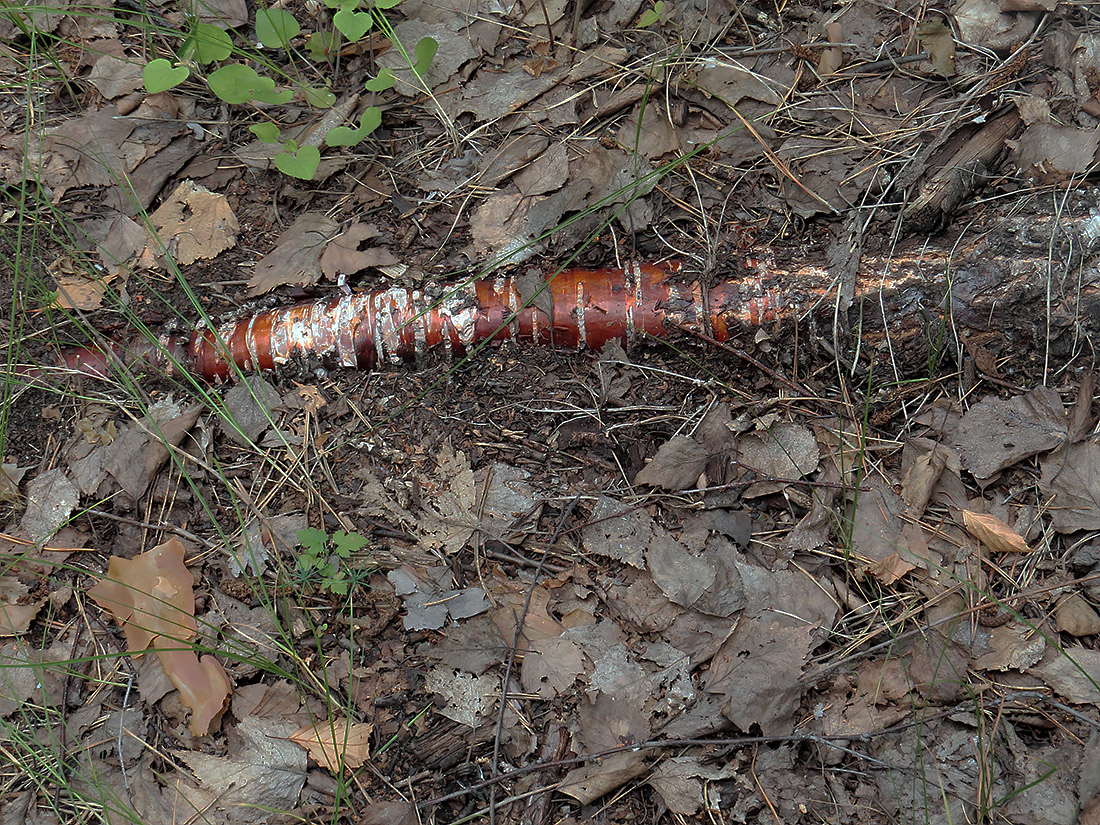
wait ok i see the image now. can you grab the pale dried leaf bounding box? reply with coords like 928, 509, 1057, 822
559, 752, 647, 805
645, 533, 715, 608
88, 539, 194, 650
89, 538, 231, 735
581, 494, 655, 567
423, 668, 496, 726
961, 509, 1031, 553
53, 273, 107, 310
1012, 123, 1100, 182
419, 445, 477, 553
1029, 647, 1100, 705
319, 222, 398, 278
290, 719, 373, 772
634, 435, 709, 491
181, 716, 306, 821
1054, 593, 1100, 636
736, 421, 819, 479
155, 646, 232, 736
866, 552, 915, 585
649, 757, 734, 816
972, 622, 1046, 671
559, 693, 649, 803
513, 143, 569, 197
102, 400, 202, 500
0, 578, 44, 635
704, 619, 816, 735
1040, 441, 1100, 532
150, 180, 239, 265
19, 468, 79, 544
0, 463, 27, 503
955, 386, 1067, 480
520, 636, 586, 698
86, 55, 143, 99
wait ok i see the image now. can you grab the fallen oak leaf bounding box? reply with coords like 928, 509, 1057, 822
290, 718, 372, 772
961, 510, 1031, 554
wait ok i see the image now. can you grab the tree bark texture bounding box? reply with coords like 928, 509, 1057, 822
57, 206, 1100, 382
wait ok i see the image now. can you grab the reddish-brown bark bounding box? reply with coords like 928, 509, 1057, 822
56, 211, 1100, 383
62, 260, 785, 381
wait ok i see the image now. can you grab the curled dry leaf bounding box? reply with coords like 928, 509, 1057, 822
88, 538, 231, 735
290, 718, 372, 772
0, 577, 44, 635
961, 510, 1031, 554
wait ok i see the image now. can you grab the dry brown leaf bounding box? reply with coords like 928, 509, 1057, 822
150, 180, 239, 265
290, 718, 373, 771
53, 273, 109, 310
867, 552, 916, 585
634, 435, 709, 491
155, 646, 232, 736
0, 577, 44, 635
954, 386, 1068, 479
319, 222, 398, 279
1040, 441, 1100, 533
961, 510, 1031, 553
1011, 123, 1100, 182
247, 212, 340, 297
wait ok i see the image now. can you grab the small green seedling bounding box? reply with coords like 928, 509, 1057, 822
137, 0, 437, 179
295, 528, 370, 595
638, 0, 666, 27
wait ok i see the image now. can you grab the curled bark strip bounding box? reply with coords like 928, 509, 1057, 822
60, 262, 783, 382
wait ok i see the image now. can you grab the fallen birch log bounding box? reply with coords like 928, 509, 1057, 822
58, 211, 1099, 382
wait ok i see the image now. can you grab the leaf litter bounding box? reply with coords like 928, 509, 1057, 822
4, 0, 1100, 822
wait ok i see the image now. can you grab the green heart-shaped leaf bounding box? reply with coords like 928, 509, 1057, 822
413, 36, 437, 75
142, 59, 189, 94
358, 106, 382, 135
208, 64, 291, 104
333, 8, 372, 41
364, 68, 394, 92
304, 85, 336, 108
306, 30, 339, 60
325, 106, 382, 147
249, 122, 281, 143
191, 23, 232, 63
325, 125, 360, 147
274, 144, 321, 180
256, 7, 300, 48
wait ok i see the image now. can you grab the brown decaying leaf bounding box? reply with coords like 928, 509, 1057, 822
150, 180, 239, 266
0, 577, 45, 635
954, 386, 1068, 480
290, 718, 373, 772
634, 435, 709, 491
88, 538, 231, 735
1040, 441, 1100, 533
247, 212, 340, 297
961, 509, 1031, 553
866, 552, 915, 585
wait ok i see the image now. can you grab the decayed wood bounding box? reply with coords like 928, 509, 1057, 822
901, 108, 1023, 233
58, 209, 1099, 382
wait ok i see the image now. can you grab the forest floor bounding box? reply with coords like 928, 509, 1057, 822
3, 1, 1100, 824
